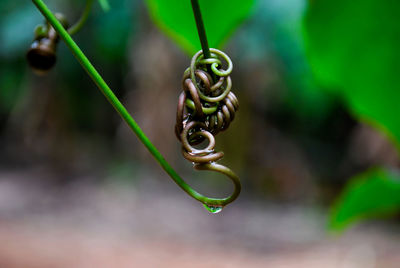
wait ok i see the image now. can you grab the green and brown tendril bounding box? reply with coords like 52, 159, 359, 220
30, 0, 241, 213
175, 49, 241, 212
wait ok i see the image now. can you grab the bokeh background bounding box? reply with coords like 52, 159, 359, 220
1, 0, 400, 267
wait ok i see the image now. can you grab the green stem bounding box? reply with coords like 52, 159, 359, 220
31, 0, 240, 207
191, 0, 211, 59
68, 0, 94, 35
191, 0, 217, 83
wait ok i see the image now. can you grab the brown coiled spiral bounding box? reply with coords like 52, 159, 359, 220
175, 48, 239, 166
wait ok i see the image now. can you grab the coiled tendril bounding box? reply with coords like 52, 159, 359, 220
31, 0, 240, 211
175, 48, 241, 209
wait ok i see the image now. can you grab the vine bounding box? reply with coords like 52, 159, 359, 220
29, 0, 241, 212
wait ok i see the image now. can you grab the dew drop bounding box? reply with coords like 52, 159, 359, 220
203, 204, 223, 214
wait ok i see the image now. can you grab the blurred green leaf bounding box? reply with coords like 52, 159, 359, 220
145, 0, 255, 54
303, 0, 400, 147
330, 168, 400, 230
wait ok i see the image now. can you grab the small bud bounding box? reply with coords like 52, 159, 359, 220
26, 13, 69, 75
27, 37, 57, 74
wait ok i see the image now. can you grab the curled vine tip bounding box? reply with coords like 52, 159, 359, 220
175, 48, 241, 208
30, 0, 240, 210
27, 13, 68, 74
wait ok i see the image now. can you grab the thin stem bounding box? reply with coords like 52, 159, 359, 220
191, 0, 217, 82
191, 0, 211, 59
31, 0, 240, 207
68, 0, 94, 35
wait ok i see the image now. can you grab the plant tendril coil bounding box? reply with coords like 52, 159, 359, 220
175, 48, 241, 208
31, 0, 240, 210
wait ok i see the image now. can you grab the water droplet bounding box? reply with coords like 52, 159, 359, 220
203, 204, 223, 214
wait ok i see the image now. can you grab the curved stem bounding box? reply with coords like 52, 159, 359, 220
31, 0, 241, 207
68, 0, 94, 35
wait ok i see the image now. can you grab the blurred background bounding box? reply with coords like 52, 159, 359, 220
1, 0, 400, 267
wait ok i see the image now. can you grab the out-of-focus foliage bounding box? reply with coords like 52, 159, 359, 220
304, 0, 400, 147
304, 0, 400, 230
330, 168, 400, 230
92, 0, 134, 61
237, 0, 334, 122
0, 3, 41, 113
97, 0, 110, 11
145, 0, 255, 54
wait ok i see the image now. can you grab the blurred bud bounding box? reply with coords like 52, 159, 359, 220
27, 13, 69, 75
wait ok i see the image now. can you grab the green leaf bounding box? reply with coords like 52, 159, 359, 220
145, 0, 255, 54
330, 168, 400, 230
303, 0, 400, 147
